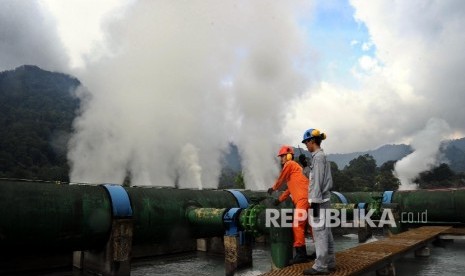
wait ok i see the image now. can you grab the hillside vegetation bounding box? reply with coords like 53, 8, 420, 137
0, 65, 79, 181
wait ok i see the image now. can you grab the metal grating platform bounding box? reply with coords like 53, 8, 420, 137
260, 226, 451, 276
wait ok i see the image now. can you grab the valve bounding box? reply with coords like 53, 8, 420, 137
239, 204, 266, 237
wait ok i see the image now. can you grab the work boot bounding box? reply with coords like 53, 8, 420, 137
302, 267, 330, 275
289, 246, 308, 265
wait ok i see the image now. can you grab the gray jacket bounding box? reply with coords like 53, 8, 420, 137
308, 149, 333, 203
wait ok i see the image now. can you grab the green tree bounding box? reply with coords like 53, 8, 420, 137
330, 161, 354, 192
416, 163, 455, 188
375, 160, 400, 191
218, 167, 245, 189
234, 172, 245, 189
344, 154, 377, 191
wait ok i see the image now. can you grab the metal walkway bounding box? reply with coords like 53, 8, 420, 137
260, 226, 451, 276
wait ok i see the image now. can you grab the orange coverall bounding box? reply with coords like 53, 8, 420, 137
271, 160, 310, 247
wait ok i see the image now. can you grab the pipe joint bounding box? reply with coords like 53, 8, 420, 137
331, 191, 348, 204
223, 207, 242, 236
226, 190, 249, 208
239, 204, 266, 237
382, 191, 395, 204
102, 184, 133, 218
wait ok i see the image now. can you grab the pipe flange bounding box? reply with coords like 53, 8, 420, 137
331, 191, 348, 204
102, 184, 133, 218
382, 191, 395, 204
240, 204, 265, 237
223, 207, 241, 236
226, 190, 249, 208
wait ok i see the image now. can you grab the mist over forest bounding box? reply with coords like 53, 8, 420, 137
2, 65, 464, 191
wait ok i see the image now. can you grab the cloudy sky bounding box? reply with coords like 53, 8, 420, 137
38, 0, 465, 152
2, 0, 464, 187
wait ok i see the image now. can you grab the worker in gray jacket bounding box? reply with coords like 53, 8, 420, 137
301, 128, 335, 275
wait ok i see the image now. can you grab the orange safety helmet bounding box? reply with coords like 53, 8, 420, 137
277, 145, 294, 157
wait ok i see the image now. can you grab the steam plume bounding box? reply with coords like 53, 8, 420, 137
285, 1, 465, 154
394, 118, 450, 190
68, 1, 311, 189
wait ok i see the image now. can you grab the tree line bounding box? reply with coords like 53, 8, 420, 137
220, 153, 465, 191
330, 153, 465, 191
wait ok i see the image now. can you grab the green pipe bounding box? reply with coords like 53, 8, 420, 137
393, 188, 465, 223
237, 203, 294, 269
0, 180, 111, 252
186, 207, 227, 235
239, 202, 295, 269
125, 187, 244, 244
3, 178, 464, 255
343, 191, 383, 204
0, 181, 253, 250
269, 224, 293, 269
336, 189, 465, 225
240, 190, 268, 204
239, 204, 267, 235
331, 203, 357, 220
330, 193, 344, 203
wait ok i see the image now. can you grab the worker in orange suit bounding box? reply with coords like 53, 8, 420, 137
267, 145, 310, 265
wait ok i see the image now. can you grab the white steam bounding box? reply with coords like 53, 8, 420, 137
68, 1, 311, 189
394, 118, 451, 190
284, 0, 465, 154
177, 144, 202, 190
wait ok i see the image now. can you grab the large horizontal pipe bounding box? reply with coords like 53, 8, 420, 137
392, 188, 465, 223
126, 187, 243, 244
340, 189, 465, 224
0, 180, 112, 252
342, 191, 382, 205
0, 180, 252, 252
2, 179, 465, 254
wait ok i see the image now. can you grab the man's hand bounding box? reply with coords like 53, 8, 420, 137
267, 187, 274, 195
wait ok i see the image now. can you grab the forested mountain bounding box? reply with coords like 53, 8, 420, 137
326, 139, 465, 173
0, 65, 80, 181
442, 139, 465, 173
327, 144, 412, 169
